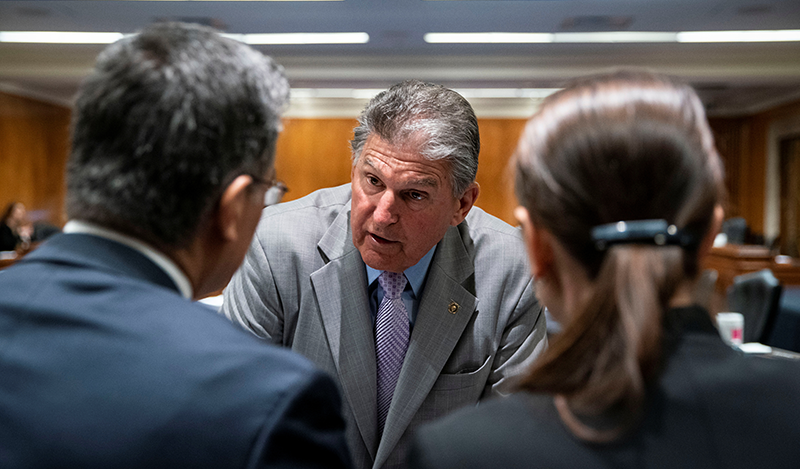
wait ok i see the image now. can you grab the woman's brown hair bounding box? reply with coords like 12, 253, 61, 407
1, 202, 24, 227
514, 70, 725, 442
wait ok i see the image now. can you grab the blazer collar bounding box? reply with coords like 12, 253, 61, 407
21, 233, 180, 294
312, 202, 381, 459
317, 198, 354, 263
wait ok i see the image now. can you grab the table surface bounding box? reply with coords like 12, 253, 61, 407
703, 245, 800, 297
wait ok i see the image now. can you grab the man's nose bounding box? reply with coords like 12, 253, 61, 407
373, 191, 399, 225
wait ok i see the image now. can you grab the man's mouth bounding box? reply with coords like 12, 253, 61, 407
370, 233, 397, 244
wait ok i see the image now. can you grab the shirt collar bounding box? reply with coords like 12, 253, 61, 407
63, 220, 194, 299
366, 245, 436, 298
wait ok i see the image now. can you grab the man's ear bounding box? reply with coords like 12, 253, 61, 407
514, 206, 554, 279
697, 204, 725, 262
451, 182, 480, 226
217, 175, 255, 242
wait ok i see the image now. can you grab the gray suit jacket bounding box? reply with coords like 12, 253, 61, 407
223, 184, 547, 469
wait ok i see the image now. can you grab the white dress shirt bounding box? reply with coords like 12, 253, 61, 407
63, 220, 193, 299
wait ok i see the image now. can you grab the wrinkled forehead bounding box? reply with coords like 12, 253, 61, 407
361, 154, 444, 188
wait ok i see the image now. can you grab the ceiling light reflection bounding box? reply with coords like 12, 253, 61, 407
0, 31, 125, 44
291, 88, 560, 100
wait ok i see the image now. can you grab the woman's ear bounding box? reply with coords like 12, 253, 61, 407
514, 206, 554, 279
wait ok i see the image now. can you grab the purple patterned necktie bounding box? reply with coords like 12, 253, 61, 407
375, 271, 410, 436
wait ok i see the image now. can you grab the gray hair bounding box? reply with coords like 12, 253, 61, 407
66, 22, 289, 248
350, 80, 479, 197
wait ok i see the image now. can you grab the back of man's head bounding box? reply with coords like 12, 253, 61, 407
66, 22, 288, 249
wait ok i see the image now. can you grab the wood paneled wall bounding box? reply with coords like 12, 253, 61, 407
473, 119, 527, 224
275, 117, 528, 225
0, 95, 527, 229
708, 117, 748, 218
709, 98, 800, 237
5, 87, 800, 236
0, 92, 70, 226
274, 118, 357, 202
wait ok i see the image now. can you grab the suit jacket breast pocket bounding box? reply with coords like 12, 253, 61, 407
416, 356, 493, 421
433, 354, 492, 391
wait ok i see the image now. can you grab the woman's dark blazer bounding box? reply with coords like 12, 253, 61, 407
409, 305, 800, 469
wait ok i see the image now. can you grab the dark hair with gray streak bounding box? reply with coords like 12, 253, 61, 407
350, 80, 479, 197
66, 22, 289, 248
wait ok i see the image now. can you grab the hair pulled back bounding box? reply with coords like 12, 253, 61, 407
514, 70, 725, 441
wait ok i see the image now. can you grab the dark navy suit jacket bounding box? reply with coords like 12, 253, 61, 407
0, 233, 351, 468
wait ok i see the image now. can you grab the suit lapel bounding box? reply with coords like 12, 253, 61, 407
310, 207, 379, 459
375, 224, 478, 467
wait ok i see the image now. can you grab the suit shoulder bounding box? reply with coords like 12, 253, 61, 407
686, 345, 800, 409
462, 207, 529, 271
421, 393, 553, 438
464, 206, 523, 240
173, 301, 317, 369
668, 331, 800, 391
252, 184, 350, 246
412, 394, 563, 468
262, 184, 351, 221
145, 299, 335, 412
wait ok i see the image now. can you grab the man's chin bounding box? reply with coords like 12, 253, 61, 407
360, 250, 406, 273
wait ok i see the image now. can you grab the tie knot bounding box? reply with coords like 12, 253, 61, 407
378, 271, 407, 300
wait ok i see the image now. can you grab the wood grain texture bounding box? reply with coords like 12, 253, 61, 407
273, 118, 357, 203
272, 117, 527, 225
708, 117, 746, 217
4, 91, 800, 237
474, 119, 527, 225
709, 98, 800, 238
0, 92, 70, 226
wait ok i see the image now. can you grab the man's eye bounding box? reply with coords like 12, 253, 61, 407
408, 191, 425, 201
367, 176, 380, 186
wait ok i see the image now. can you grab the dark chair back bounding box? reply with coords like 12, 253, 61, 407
727, 268, 782, 343
721, 217, 748, 244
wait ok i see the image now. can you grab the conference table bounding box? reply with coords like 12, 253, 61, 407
0, 242, 43, 270
702, 244, 800, 353
703, 244, 800, 294
0, 251, 19, 269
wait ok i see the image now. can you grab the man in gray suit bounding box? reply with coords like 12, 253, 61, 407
223, 80, 547, 469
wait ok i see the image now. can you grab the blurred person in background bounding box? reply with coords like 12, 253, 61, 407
0, 202, 32, 251
0, 22, 350, 469
409, 70, 800, 468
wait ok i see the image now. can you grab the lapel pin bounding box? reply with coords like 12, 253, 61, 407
448, 301, 459, 314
